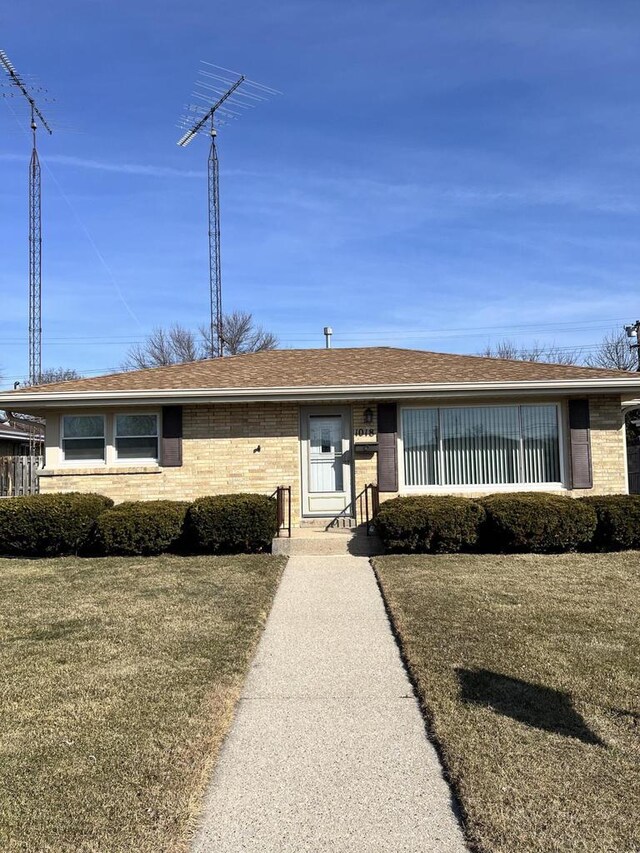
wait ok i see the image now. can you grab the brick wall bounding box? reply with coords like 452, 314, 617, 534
572, 394, 627, 495
40, 402, 302, 518
351, 400, 379, 501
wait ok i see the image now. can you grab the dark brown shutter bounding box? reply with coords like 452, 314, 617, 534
568, 399, 592, 489
377, 402, 398, 492
161, 406, 183, 467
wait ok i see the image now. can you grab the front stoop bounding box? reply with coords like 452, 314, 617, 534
272, 526, 382, 556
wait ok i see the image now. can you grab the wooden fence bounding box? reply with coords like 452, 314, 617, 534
0, 456, 43, 497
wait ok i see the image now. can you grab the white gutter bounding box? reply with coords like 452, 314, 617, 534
1, 377, 640, 409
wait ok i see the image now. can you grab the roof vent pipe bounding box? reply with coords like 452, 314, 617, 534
323, 326, 333, 349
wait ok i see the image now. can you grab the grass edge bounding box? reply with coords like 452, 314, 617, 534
181, 556, 288, 851
370, 557, 478, 853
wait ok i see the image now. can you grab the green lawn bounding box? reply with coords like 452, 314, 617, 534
374, 552, 640, 853
0, 554, 285, 853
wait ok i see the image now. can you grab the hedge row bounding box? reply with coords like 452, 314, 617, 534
375, 492, 640, 554
0, 492, 278, 558
0, 493, 114, 558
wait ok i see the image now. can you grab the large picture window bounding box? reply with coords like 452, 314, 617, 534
115, 414, 158, 461
62, 415, 106, 462
402, 404, 561, 487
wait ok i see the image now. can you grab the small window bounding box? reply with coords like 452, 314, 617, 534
62, 415, 105, 462
115, 414, 158, 461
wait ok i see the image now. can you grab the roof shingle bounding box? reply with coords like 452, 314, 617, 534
1, 347, 635, 396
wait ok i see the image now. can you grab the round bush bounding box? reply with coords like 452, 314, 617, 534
375, 495, 485, 553
185, 493, 278, 554
0, 492, 114, 557
479, 493, 597, 553
92, 500, 190, 556
580, 494, 640, 550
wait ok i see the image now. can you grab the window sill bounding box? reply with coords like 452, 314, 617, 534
400, 483, 566, 494
39, 466, 162, 477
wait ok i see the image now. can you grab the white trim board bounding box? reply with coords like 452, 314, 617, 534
2, 377, 640, 409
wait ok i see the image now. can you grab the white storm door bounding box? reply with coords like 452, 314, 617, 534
302, 410, 352, 515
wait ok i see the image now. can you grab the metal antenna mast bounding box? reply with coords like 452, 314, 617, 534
177, 63, 279, 358
0, 49, 52, 385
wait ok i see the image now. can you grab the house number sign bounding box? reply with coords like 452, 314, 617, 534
355, 427, 375, 437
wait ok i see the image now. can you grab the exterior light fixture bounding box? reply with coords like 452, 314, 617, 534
363, 407, 374, 425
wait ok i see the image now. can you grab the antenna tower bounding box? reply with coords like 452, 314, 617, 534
177, 63, 279, 358
0, 49, 52, 385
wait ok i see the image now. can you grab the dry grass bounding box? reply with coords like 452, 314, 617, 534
0, 554, 285, 853
374, 552, 640, 853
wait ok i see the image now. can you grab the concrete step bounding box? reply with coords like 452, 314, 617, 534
299, 516, 358, 529
272, 528, 382, 556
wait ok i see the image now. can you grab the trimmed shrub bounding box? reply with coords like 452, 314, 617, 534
0, 492, 113, 557
581, 494, 640, 550
92, 500, 190, 556
185, 493, 278, 554
479, 493, 597, 553
375, 495, 485, 553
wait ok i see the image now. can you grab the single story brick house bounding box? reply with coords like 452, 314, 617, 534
1, 347, 639, 524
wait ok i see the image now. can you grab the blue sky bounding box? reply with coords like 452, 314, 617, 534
2, 0, 640, 384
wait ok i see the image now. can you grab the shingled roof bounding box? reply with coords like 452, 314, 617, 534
1, 347, 638, 404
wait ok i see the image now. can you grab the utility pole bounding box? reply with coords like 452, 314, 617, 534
625, 321, 640, 372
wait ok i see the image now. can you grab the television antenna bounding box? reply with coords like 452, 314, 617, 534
0, 49, 53, 385
177, 62, 280, 358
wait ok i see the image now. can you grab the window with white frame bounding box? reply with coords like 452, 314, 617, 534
61, 415, 106, 462
402, 404, 561, 487
115, 414, 159, 461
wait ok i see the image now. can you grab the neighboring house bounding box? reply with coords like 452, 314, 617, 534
0, 347, 639, 525
0, 414, 43, 456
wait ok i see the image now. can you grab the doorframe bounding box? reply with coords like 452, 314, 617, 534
299, 405, 353, 518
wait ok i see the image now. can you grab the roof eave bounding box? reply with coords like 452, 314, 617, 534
0, 377, 638, 409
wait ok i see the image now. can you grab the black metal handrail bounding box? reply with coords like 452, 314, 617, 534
272, 485, 292, 538
356, 482, 380, 535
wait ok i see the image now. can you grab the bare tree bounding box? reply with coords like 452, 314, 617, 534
21, 367, 82, 387
124, 325, 200, 370
200, 311, 279, 357
123, 314, 278, 369
480, 339, 580, 365
585, 329, 637, 371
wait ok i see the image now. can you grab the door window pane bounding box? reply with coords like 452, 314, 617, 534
309, 416, 343, 492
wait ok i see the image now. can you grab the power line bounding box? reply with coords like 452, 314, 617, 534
0, 316, 629, 345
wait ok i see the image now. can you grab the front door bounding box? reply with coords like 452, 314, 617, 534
301, 408, 352, 516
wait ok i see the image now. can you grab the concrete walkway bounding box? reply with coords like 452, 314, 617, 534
192, 556, 467, 852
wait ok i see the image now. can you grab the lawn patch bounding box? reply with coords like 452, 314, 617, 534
374, 552, 640, 853
0, 554, 285, 852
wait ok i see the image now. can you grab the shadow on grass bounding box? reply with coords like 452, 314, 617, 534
457, 667, 604, 746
